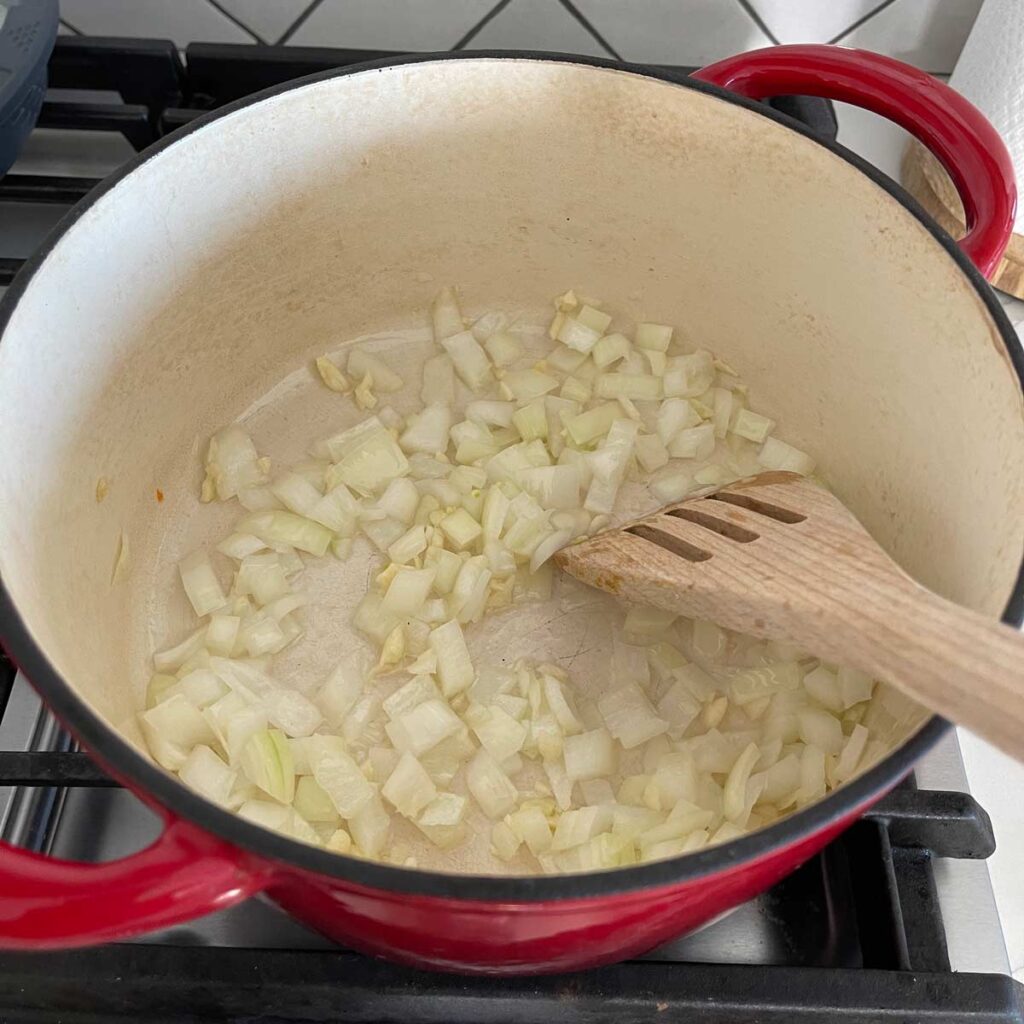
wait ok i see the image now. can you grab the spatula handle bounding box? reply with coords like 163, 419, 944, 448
840, 583, 1024, 763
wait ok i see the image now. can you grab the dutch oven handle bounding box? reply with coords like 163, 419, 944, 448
0, 810, 269, 948
694, 44, 1016, 278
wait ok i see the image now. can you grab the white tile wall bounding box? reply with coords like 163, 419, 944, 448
465, 0, 607, 57
747, 0, 882, 44
214, 0, 311, 44
836, 0, 984, 72
571, 0, 770, 65
55, 0, 985, 73
286, 0, 495, 51
58, 0, 256, 45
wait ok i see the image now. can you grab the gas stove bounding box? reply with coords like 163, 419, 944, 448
0, 36, 1020, 1023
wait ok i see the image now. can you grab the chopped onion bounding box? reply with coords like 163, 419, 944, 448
492, 820, 522, 861
178, 550, 225, 618
484, 330, 523, 367
382, 566, 437, 617
563, 728, 618, 781
557, 315, 602, 353
178, 669, 228, 709
348, 349, 403, 393
512, 398, 548, 442
240, 511, 331, 557
311, 741, 374, 817
202, 426, 268, 502
662, 350, 714, 398
466, 400, 515, 428
442, 330, 493, 391
634, 433, 669, 473
467, 703, 527, 762
315, 355, 351, 394
502, 368, 560, 402
729, 662, 801, 706
466, 748, 518, 819
723, 742, 760, 822
316, 655, 369, 727
649, 467, 693, 503
598, 683, 668, 749
838, 666, 874, 708
324, 417, 410, 497
386, 698, 463, 756
262, 686, 322, 738
235, 553, 290, 606
835, 723, 870, 782
270, 472, 323, 517
417, 792, 468, 848
431, 286, 464, 340
294, 775, 341, 823
439, 508, 482, 550
179, 744, 236, 806
150, 286, 896, 877
732, 408, 775, 444
655, 681, 702, 733
421, 353, 456, 407
349, 793, 391, 857
564, 402, 618, 447
584, 419, 638, 514
217, 533, 266, 560
520, 465, 581, 510
595, 374, 662, 401
593, 333, 630, 369
383, 752, 437, 817
667, 422, 715, 460
400, 404, 452, 455
797, 708, 843, 754
758, 436, 815, 475
240, 728, 295, 803
434, 614, 477, 696
803, 664, 844, 713
635, 322, 672, 352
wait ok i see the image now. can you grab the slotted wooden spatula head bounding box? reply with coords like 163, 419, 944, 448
555, 471, 1024, 765
555, 471, 880, 650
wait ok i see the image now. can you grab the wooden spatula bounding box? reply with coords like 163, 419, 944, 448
554, 471, 1024, 762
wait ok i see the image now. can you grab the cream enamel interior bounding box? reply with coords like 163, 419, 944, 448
0, 58, 1022, 855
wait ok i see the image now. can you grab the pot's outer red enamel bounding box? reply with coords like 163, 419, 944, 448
265, 802, 867, 973
0, 45, 1021, 973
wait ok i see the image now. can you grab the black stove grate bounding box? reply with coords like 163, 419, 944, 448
0, 36, 1021, 1024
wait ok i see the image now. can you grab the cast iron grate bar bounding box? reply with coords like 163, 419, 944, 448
36, 100, 156, 151
184, 41, 406, 104
0, 654, 14, 727
0, 947, 1019, 1024
0, 174, 101, 204
891, 846, 950, 974
47, 36, 186, 111
0, 258, 23, 287
869, 787, 996, 859
0, 751, 115, 786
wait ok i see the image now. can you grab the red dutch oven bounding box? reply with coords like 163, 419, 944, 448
0, 45, 1021, 975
